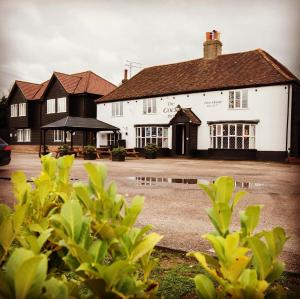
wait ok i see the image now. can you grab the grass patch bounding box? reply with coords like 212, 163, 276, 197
151, 247, 300, 299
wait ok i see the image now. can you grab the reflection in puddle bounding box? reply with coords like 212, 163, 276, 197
128, 176, 264, 189
0, 177, 79, 183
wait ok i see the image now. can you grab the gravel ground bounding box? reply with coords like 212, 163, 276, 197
1, 153, 300, 272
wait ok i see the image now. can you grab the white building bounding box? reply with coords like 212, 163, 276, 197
97, 31, 300, 161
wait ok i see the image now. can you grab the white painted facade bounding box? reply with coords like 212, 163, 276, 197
97, 84, 291, 152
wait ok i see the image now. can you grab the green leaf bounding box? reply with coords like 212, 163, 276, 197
194, 274, 217, 299
214, 176, 234, 204
130, 233, 162, 262
84, 163, 107, 193
11, 171, 31, 204
60, 200, 83, 242
265, 261, 284, 283
123, 196, 144, 227
42, 277, 68, 299
240, 205, 262, 237
263, 227, 288, 259
232, 190, 247, 209
248, 236, 273, 280
15, 255, 47, 299
198, 182, 216, 203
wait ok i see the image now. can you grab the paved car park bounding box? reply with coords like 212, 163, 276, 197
1, 153, 300, 272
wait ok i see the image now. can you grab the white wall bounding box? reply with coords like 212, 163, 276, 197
97, 85, 290, 151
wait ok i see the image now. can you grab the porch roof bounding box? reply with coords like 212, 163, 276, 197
41, 116, 119, 131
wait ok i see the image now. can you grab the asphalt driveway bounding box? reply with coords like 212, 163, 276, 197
1, 153, 300, 273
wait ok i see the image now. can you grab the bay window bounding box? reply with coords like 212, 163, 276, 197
135, 126, 168, 148
209, 123, 256, 149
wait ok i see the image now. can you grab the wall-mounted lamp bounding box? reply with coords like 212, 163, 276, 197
175, 104, 182, 112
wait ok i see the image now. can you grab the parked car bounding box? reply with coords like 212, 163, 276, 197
0, 138, 11, 166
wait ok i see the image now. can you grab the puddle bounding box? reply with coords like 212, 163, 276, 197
128, 176, 264, 189
0, 177, 79, 183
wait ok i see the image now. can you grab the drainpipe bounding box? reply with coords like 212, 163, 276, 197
285, 84, 291, 158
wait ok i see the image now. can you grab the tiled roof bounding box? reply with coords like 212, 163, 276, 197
52, 71, 116, 96
15, 81, 41, 100
10, 71, 116, 101
97, 49, 299, 103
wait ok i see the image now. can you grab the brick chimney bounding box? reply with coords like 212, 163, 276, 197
203, 30, 222, 59
122, 69, 128, 84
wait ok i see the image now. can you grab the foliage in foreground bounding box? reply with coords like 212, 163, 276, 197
0, 154, 162, 299
189, 176, 289, 299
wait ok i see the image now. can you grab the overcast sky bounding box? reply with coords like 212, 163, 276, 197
0, 0, 299, 96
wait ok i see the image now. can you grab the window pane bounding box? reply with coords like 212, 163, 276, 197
120, 102, 123, 116
216, 124, 222, 136
158, 138, 162, 147
244, 137, 249, 149
235, 91, 241, 99
163, 128, 168, 137
223, 137, 228, 149
244, 125, 250, 136
229, 137, 235, 149
152, 127, 157, 137
152, 98, 157, 113
217, 137, 222, 148
146, 138, 151, 145
158, 127, 162, 137
249, 137, 255, 149
151, 138, 156, 144
143, 100, 147, 114
237, 137, 243, 149
146, 127, 150, 137
242, 90, 248, 108
213, 137, 216, 148
229, 125, 235, 135
235, 99, 241, 108
250, 125, 255, 137
212, 125, 216, 137
237, 124, 243, 136
162, 138, 168, 148
223, 124, 228, 136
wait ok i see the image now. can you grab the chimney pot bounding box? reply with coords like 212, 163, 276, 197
203, 30, 222, 59
122, 69, 128, 84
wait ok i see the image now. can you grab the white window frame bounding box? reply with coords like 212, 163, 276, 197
209, 123, 256, 150
18, 103, 26, 117
10, 104, 18, 117
17, 129, 31, 142
135, 126, 168, 148
57, 97, 67, 113
112, 102, 123, 117
143, 98, 157, 114
53, 130, 71, 142
107, 132, 122, 146
229, 90, 248, 109
47, 99, 56, 114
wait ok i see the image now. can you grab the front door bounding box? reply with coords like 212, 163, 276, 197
175, 125, 185, 155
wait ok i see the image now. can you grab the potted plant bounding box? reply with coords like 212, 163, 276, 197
111, 146, 126, 161
83, 145, 97, 160
144, 143, 158, 159
39, 145, 50, 157
58, 144, 70, 157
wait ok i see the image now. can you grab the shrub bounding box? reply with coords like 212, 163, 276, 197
58, 144, 70, 155
0, 155, 162, 298
83, 145, 96, 154
144, 144, 158, 154
188, 176, 288, 299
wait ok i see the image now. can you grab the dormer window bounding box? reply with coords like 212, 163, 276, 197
47, 99, 56, 114
18, 103, 26, 116
229, 90, 248, 109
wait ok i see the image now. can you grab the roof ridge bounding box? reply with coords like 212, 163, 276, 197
143, 49, 258, 71
88, 70, 117, 87
15, 80, 40, 86
54, 71, 82, 80
256, 49, 294, 81
83, 71, 91, 92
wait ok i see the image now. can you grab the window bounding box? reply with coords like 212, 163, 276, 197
135, 126, 168, 148
18, 103, 26, 116
57, 97, 67, 113
17, 129, 31, 142
143, 98, 157, 114
229, 90, 248, 109
47, 99, 56, 114
10, 104, 18, 117
112, 102, 123, 117
209, 123, 256, 149
107, 133, 122, 146
54, 130, 71, 142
